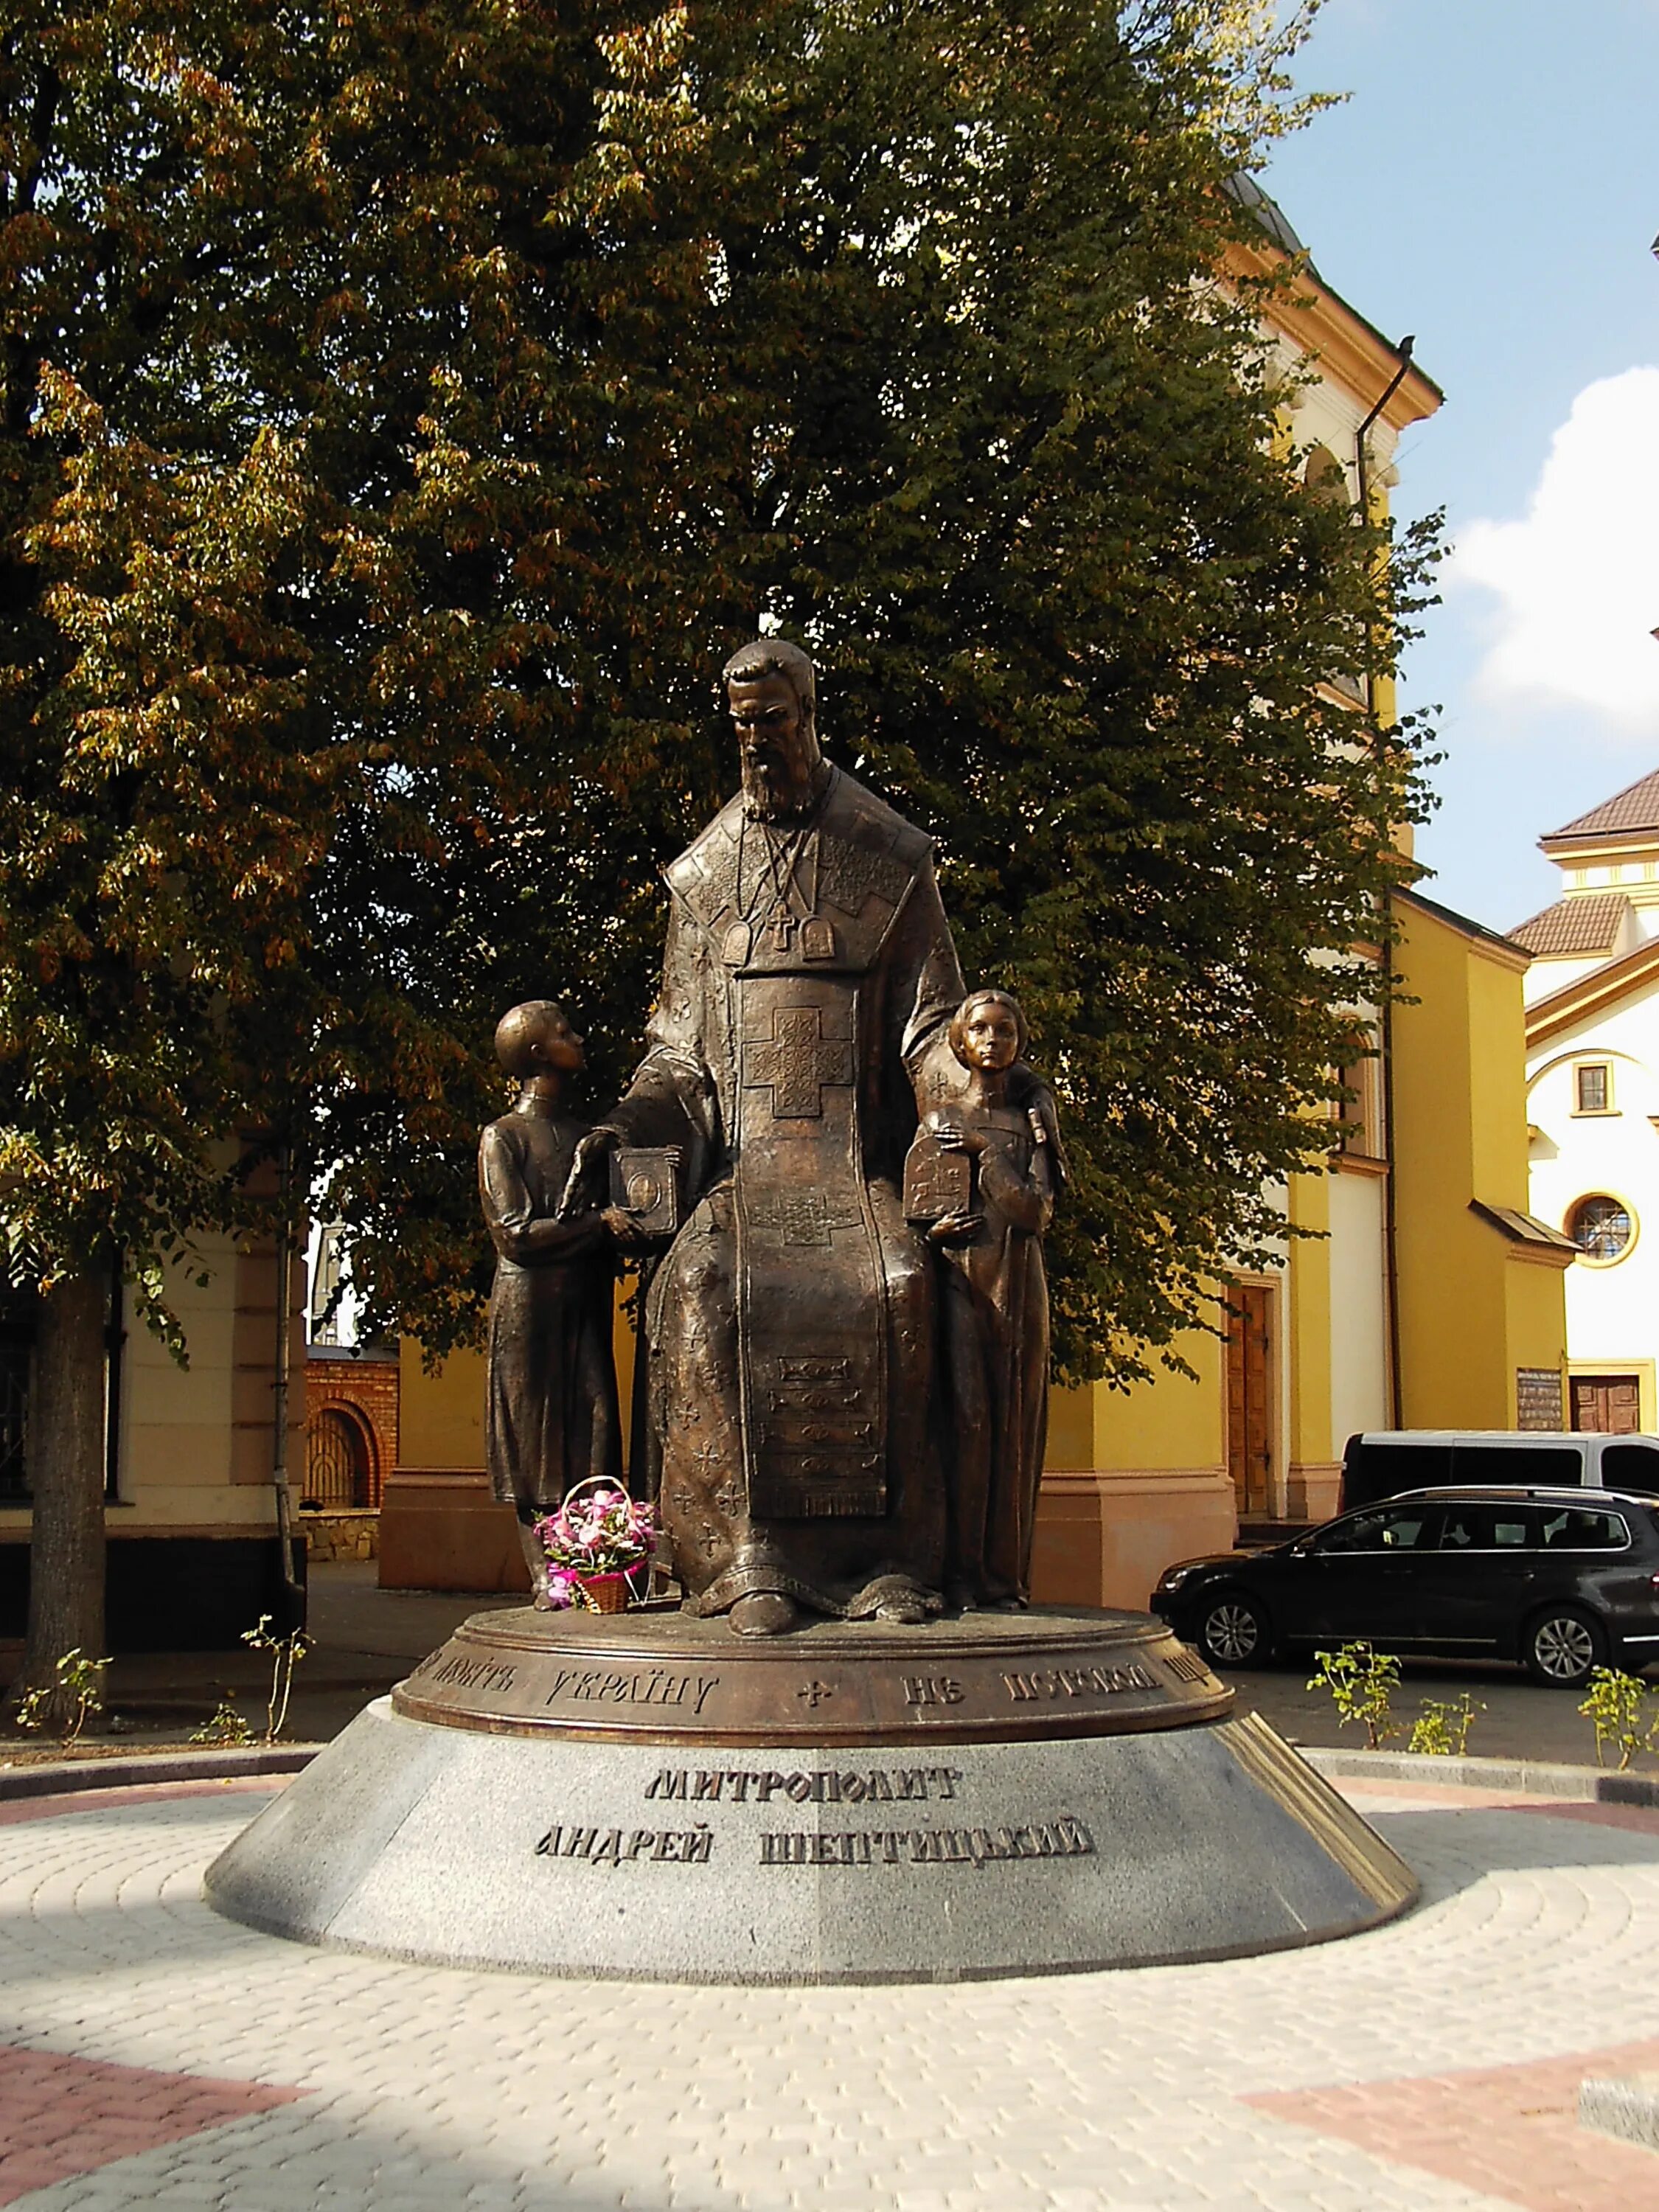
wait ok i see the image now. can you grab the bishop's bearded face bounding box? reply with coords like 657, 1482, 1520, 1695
729, 674, 821, 821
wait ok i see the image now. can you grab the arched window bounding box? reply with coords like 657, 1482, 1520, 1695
1304, 444, 1348, 499
304, 1406, 373, 1508
1566, 1194, 1635, 1265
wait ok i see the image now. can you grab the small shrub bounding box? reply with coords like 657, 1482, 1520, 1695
241, 1615, 312, 1744
1578, 1667, 1658, 1771
1308, 1642, 1402, 1750
190, 1697, 254, 1747
1409, 1693, 1484, 1757
14, 1649, 111, 1749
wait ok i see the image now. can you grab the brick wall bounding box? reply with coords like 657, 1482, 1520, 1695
303, 1349, 399, 1510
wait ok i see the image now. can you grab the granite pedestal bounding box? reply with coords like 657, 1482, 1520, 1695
205, 1607, 1416, 1983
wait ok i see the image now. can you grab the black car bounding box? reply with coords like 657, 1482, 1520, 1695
1150, 1486, 1659, 1688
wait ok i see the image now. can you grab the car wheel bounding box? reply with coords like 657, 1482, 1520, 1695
1196, 1592, 1272, 1669
1523, 1604, 1607, 1688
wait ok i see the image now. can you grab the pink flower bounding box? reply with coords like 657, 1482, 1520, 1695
543, 1569, 580, 1610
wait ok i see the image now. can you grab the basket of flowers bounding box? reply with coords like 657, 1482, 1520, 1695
533, 1479, 655, 1613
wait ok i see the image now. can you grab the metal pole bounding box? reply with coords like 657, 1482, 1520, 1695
271, 1147, 302, 1603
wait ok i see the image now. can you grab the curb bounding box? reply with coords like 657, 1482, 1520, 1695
1301, 1744, 1659, 1806
0, 1744, 319, 1803
1580, 2075, 1659, 2154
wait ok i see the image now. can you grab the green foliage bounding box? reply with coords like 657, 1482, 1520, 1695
1308, 1642, 1401, 1750
1578, 1667, 1659, 1773
0, 0, 1437, 1380
242, 1613, 310, 1743
190, 1696, 255, 1747
1408, 1692, 1483, 1758
13, 1648, 110, 1747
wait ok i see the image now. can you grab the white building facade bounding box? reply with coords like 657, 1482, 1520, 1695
1519, 771, 1659, 1430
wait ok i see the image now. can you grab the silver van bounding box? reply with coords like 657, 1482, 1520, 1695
1341, 1430, 1659, 1512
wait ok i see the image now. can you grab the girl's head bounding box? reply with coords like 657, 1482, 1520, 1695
949, 990, 1025, 1075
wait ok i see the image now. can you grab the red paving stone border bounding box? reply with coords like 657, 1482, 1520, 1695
1512, 1798, 1659, 1837
1248, 2039, 1659, 2212
0, 2045, 301, 2207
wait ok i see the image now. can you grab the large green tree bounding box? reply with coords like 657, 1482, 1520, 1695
1, 0, 1433, 1700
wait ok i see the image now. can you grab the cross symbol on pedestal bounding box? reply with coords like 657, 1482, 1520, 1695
746, 1006, 854, 1119
796, 1680, 835, 1708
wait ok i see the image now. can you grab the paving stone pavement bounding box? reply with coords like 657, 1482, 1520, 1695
0, 1771, 1657, 2211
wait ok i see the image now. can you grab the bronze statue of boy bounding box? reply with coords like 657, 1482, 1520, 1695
479, 1001, 623, 1604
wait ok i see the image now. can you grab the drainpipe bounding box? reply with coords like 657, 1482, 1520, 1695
103, 1249, 124, 1500
271, 1146, 302, 1609
1356, 336, 1415, 1430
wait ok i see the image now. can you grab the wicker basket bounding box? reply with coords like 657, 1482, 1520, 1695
576, 1570, 635, 1614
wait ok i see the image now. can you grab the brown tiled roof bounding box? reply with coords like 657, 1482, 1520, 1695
1509, 893, 1630, 956
1545, 768, 1659, 843
1469, 1200, 1578, 1254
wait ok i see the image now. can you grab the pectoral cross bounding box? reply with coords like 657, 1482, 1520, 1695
765, 905, 796, 955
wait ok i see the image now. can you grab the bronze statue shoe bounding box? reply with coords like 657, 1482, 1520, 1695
728, 1591, 800, 1637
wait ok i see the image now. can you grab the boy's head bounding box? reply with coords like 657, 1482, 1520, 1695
495, 1000, 584, 1079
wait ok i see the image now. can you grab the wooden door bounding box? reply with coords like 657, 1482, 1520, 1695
305, 1407, 372, 1507
1569, 1374, 1642, 1435
1226, 1284, 1274, 1515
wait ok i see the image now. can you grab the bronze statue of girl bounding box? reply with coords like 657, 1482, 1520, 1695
928, 990, 1060, 1608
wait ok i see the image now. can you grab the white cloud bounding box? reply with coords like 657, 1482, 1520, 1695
1450, 366, 1659, 731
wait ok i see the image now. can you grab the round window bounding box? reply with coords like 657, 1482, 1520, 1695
1568, 1194, 1634, 1262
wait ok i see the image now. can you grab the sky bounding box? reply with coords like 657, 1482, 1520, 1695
1261, 0, 1659, 932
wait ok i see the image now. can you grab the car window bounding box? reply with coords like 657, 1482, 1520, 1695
1343, 1441, 1452, 1508
1439, 1506, 1533, 1551
1601, 1444, 1659, 1497
1452, 1444, 1583, 1487
1318, 1506, 1441, 1554
1537, 1508, 1629, 1551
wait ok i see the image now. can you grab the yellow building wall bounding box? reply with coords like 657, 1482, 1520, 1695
1505, 1261, 1572, 1413
1032, 1329, 1233, 1613
397, 1342, 487, 1471
1285, 1169, 1339, 1514
396, 1288, 638, 1477
0, 1229, 298, 1549
1085, 1329, 1225, 1472
1392, 896, 1567, 1428
1467, 935, 1533, 1203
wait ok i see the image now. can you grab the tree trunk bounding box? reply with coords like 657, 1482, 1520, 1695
7, 1266, 108, 1731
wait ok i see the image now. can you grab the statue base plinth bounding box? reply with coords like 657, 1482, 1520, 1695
204, 1609, 1416, 1983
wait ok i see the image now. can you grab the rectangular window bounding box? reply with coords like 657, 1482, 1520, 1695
1342, 1439, 1452, 1508
1453, 1443, 1585, 1487
1439, 1506, 1534, 1550
1537, 1509, 1629, 1552
1601, 1442, 1659, 1494
1335, 1043, 1385, 1159
1574, 1062, 1612, 1114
